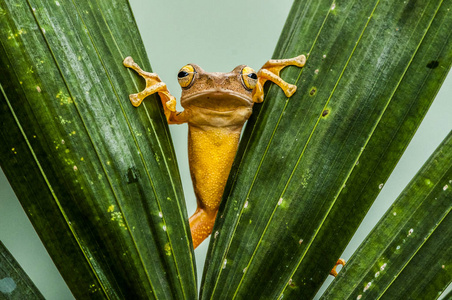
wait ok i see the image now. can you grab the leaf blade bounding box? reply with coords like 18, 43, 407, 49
286, 0, 452, 296
201, 0, 452, 298
0, 0, 196, 298
322, 131, 452, 299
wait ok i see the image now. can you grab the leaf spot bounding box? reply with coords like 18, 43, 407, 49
164, 243, 172, 256
0, 277, 16, 294
126, 167, 139, 184
363, 281, 371, 292
309, 87, 317, 96
426, 60, 439, 69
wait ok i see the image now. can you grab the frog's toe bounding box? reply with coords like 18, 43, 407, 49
164, 96, 177, 112
129, 94, 142, 107
284, 84, 297, 97
330, 258, 346, 277
293, 55, 306, 67
123, 56, 135, 68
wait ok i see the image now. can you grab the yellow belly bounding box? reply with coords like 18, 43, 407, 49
188, 125, 241, 212
187, 124, 242, 248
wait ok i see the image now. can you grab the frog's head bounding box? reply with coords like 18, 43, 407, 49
177, 64, 257, 112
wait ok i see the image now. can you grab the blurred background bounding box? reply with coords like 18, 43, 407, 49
1, 0, 451, 299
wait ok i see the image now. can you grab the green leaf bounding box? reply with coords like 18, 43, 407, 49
286, 0, 452, 297
0, 241, 44, 299
0, 0, 196, 299
201, 0, 452, 298
322, 131, 452, 299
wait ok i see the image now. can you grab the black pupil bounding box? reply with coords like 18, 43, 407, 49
178, 71, 189, 78
248, 73, 258, 80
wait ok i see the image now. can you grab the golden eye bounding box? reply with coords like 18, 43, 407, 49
241, 66, 258, 91
177, 64, 196, 88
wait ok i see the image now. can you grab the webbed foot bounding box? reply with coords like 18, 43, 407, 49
252, 55, 306, 103
123, 56, 185, 124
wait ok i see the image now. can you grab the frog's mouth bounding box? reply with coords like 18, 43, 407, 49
181, 90, 253, 112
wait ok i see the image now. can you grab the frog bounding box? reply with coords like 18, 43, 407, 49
123, 55, 305, 250
123, 55, 345, 277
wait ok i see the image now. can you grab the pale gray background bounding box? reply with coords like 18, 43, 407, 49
1, 1, 451, 299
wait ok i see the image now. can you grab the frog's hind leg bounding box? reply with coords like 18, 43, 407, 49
189, 208, 217, 249
253, 55, 306, 103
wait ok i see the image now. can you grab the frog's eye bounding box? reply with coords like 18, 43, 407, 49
177, 65, 196, 88
241, 66, 258, 91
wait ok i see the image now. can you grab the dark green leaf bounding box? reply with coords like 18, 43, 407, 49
288, 0, 452, 296
201, 0, 452, 298
322, 131, 452, 299
0, 0, 196, 298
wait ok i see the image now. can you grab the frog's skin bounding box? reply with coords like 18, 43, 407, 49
123, 55, 305, 249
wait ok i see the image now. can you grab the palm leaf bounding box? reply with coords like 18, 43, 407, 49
323, 130, 452, 299
1, 0, 451, 299
0, 0, 196, 298
201, 0, 452, 298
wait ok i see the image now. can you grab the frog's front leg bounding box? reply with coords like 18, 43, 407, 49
253, 55, 306, 103
123, 56, 187, 124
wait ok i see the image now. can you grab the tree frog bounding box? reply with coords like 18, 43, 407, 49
123, 55, 305, 248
